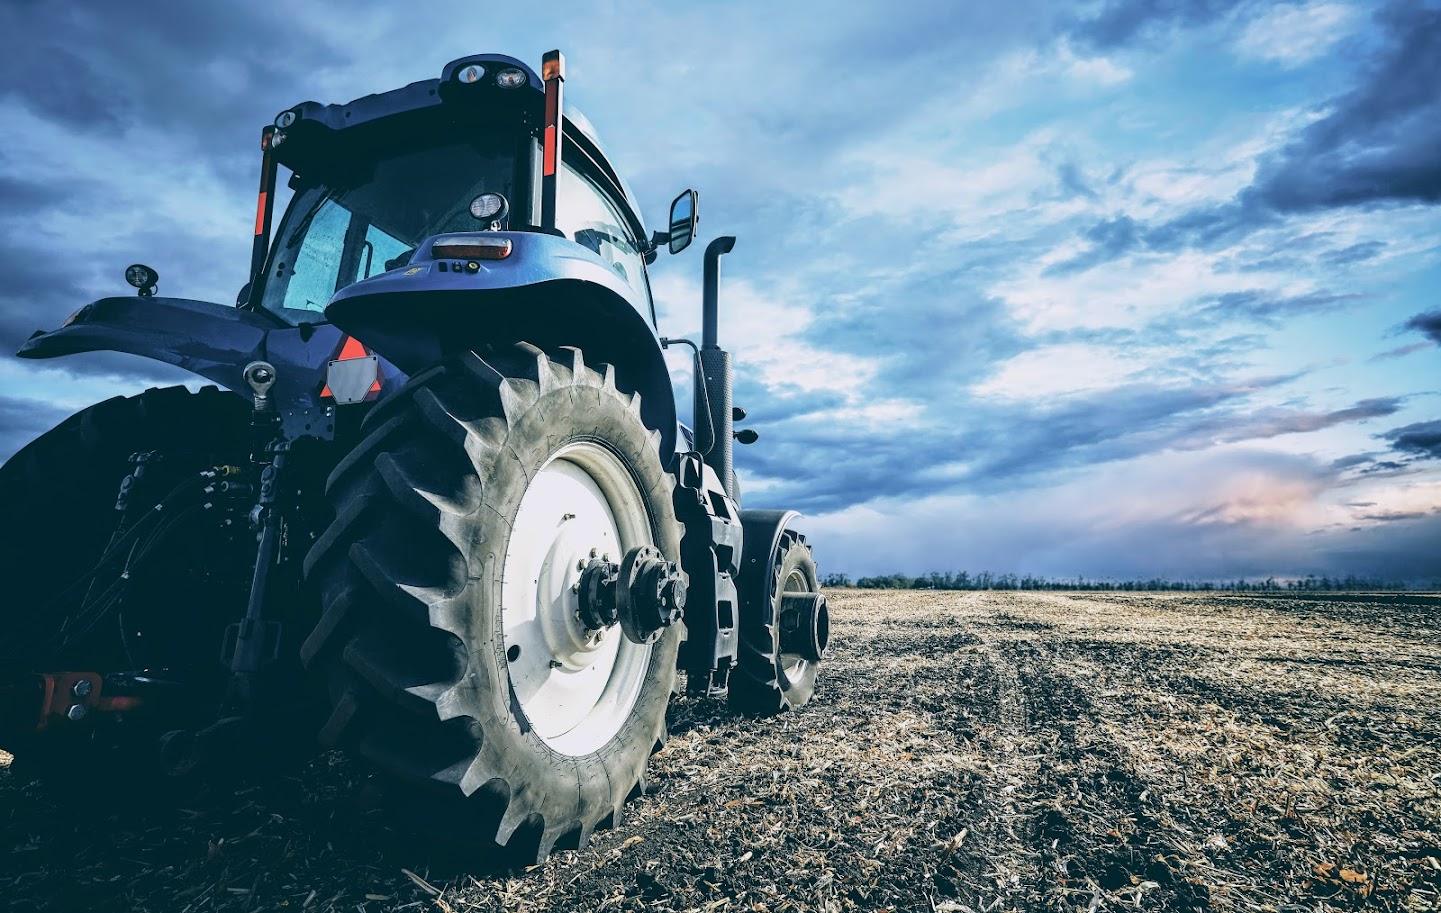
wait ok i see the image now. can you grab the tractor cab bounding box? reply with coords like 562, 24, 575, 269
248, 53, 689, 329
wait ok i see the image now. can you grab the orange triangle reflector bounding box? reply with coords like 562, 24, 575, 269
321, 335, 384, 400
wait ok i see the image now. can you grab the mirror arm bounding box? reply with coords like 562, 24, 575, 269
643, 230, 671, 253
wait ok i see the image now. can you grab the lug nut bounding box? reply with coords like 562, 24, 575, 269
72, 678, 94, 698
66, 704, 88, 722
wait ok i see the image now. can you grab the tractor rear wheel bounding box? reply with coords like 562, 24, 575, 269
303, 344, 681, 862
0, 385, 250, 669
730, 531, 826, 714
0, 385, 251, 788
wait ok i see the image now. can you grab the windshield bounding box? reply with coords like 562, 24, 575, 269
260, 138, 518, 323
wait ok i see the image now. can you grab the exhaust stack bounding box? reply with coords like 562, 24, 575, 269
695, 236, 737, 502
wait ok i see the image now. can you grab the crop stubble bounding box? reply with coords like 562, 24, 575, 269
1, 590, 1437, 911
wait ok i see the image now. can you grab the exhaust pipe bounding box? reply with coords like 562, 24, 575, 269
696, 236, 737, 502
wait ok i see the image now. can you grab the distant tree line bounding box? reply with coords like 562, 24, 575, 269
820, 571, 1413, 592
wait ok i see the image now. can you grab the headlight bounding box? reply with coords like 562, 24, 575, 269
495, 67, 527, 89
274, 109, 297, 129
457, 64, 485, 84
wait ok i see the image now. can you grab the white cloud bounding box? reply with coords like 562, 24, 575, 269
972, 342, 1144, 400
1235, 3, 1355, 67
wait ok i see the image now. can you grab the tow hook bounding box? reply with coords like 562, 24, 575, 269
26, 672, 142, 732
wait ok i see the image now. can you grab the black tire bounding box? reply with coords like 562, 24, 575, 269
0, 385, 251, 791
729, 531, 823, 714
0, 385, 250, 668
302, 343, 681, 862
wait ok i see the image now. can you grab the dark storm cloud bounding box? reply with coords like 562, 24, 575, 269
1316, 513, 1441, 580
1361, 461, 1405, 474
1404, 310, 1441, 345
1381, 420, 1441, 459
1067, 0, 1251, 48
1244, 2, 1441, 211
0, 2, 347, 168
740, 375, 1401, 514
0, 395, 73, 461
1046, 2, 1440, 278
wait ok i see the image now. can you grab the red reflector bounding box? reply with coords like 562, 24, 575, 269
336, 335, 369, 361
321, 336, 384, 400
254, 191, 268, 236
432, 238, 513, 260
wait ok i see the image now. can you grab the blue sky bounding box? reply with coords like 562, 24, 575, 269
1, 0, 1438, 582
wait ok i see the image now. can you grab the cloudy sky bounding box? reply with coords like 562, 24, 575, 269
2, 0, 1438, 583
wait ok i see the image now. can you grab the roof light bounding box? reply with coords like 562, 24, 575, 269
124, 263, 158, 296
458, 64, 485, 84
432, 235, 513, 260
495, 67, 527, 89
274, 109, 297, 129
270, 131, 286, 147
469, 192, 509, 221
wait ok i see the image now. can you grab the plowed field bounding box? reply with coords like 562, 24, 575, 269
4, 590, 1439, 911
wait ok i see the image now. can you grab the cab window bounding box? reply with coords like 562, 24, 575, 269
556, 161, 649, 305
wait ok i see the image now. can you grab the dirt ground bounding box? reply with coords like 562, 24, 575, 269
3, 589, 1439, 912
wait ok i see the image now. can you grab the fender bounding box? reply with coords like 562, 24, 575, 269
737, 509, 803, 616
16, 295, 398, 418
325, 230, 677, 456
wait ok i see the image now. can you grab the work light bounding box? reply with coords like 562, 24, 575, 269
469, 193, 509, 222
458, 64, 484, 84
495, 67, 527, 88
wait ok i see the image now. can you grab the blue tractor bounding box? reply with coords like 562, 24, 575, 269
0, 51, 829, 859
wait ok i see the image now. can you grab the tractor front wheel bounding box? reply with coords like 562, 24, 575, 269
730, 530, 827, 714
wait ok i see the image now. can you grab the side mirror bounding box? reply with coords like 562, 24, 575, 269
667, 189, 698, 254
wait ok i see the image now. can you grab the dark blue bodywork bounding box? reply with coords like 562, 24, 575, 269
16, 52, 677, 455
18, 297, 400, 420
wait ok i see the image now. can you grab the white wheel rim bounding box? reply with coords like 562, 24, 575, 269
501, 442, 654, 756
780, 567, 810, 681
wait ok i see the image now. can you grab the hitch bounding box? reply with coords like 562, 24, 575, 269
1, 672, 144, 735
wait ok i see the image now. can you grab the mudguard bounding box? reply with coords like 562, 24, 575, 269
738, 509, 804, 617
16, 295, 399, 419
324, 230, 678, 456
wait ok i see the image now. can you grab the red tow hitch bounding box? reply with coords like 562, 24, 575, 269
2, 672, 144, 734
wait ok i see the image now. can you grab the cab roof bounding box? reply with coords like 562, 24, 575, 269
270, 53, 645, 232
